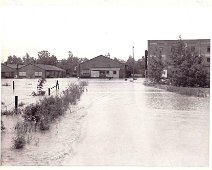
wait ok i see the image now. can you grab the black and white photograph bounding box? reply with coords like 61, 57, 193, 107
0, 0, 211, 167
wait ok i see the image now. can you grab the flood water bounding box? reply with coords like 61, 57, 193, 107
1, 78, 210, 166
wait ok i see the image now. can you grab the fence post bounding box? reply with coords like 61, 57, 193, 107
15, 96, 18, 110
13, 81, 15, 90
48, 88, 50, 95
56, 80, 59, 90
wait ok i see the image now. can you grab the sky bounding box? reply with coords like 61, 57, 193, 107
0, 0, 212, 62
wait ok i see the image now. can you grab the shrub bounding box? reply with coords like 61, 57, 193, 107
13, 135, 26, 149
1, 121, 5, 130
39, 120, 50, 131
18, 102, 25, 107
2, 83, 10, 86
22, 82, 88, 132
23, 103, 42, 122
1, 108, 22, 116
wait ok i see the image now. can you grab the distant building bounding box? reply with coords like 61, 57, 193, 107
78, 55, 126, 78
1, 63, 66, 78
148, 39, 210, 78
1, 64, 15, 78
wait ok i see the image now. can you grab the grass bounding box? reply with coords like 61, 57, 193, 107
144, 79, 209, 97
163, 85, 209, 97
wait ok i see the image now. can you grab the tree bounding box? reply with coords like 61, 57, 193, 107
56, 51, 89, 77
6, 55, 23, 64
37, 50, 57, 65
114, 57, 125, 64
148, 55, 165, 82
169, 39, 208, 87
22, 53, 36, 64
136, 57, 145, 77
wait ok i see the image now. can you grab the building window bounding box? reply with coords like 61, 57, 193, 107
207, 46, 210, 53
113, 71, 117, 74
35, 72, 42, 77
19, 72, 26, 77
82, 70, 90, 75
207, 58, 210, 62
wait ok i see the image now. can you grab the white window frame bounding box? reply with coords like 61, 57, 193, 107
19, 72, 26, 76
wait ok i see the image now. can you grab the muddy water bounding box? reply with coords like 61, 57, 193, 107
1, 78, 209, 166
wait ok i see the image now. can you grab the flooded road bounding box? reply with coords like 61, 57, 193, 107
1, 78, 209, 166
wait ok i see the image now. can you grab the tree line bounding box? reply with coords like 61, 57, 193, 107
3, 50, 146, 77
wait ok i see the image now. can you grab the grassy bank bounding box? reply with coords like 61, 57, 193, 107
144, 79, 209, 97
5, 81, 88, 149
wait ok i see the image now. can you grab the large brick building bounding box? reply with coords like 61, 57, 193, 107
78, 55, 126, 78
148, 39, 210, 77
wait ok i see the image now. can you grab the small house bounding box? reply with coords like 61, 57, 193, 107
78, 55, 126, 78
18, 64, 66, 78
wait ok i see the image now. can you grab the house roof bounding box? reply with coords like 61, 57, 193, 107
80, 55, 125, 68
1, 64, 16, 72
6, 64, 25, 69
5, 63, 65, 72
35, 64, 66, 72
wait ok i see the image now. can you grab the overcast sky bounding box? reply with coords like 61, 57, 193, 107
0, 0, 212, 62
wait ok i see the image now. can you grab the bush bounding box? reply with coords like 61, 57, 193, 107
22, 82, 88, 131
18, 102, 25, 107
1, 108, 22, 116
13, 135, 26, 149
2, 83, 10, 86
1, 121, 5, 130
39, 120, 50, 131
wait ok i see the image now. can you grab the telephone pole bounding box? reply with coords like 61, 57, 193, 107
132, 46, 135, 80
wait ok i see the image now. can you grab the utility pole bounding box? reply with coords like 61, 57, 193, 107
132, 46, 135, 80
145, 50, 148, 78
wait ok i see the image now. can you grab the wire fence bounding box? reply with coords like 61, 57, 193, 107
1, 79, 82, 112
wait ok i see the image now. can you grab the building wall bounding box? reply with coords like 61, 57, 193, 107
18, 64, 45, 78
148, 39, 210, 78
46, 71, 63, 78
79, 55, 126, 78
1, 64, 15, 78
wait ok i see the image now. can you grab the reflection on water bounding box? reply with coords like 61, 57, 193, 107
1, 78, 209, 166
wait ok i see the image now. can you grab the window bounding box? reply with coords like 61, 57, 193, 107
82, 70, 90, 75
113, 71, 117, 74
100, 71, 105, 74
207, 46, 210, 53
106, 71, 109, 74
207, 58, 210, 62
35, 72, 42, 77
19, 72, 26, 76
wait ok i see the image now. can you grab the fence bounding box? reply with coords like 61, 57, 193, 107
1, 79, 81, 113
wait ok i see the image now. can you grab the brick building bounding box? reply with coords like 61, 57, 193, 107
78, 55, 126, 78
1, 64, 15, 78
1, 63, 66, 78
148, 39, 210, 78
